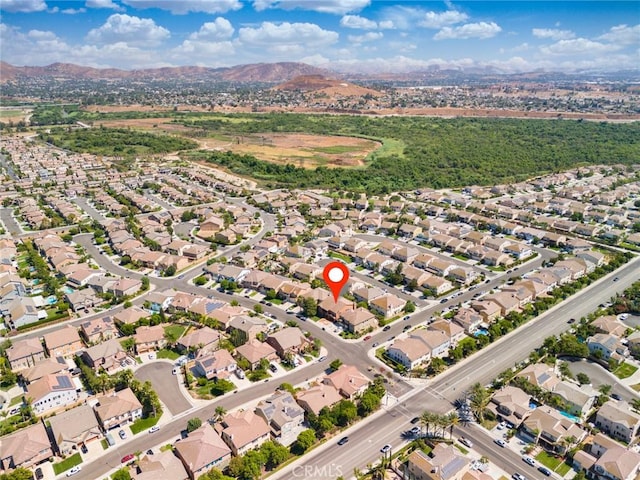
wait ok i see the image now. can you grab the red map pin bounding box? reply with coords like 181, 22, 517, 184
323, 261, 350, 302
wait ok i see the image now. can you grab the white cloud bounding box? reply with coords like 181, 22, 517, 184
419, 10, 468, 29
86, 14, 170, 47
189, 18, 234, 40
597, 24, 640, 45
540, 37, 622, 56
1, 0, 47, 13
121, 0, 241, 14
434, 21, 501, 40
85, 0, 124, 10
347, 32, 382, 43
253, 0, 370, 15
238, 21, 338, 51
378, 20, 394, 30
340, 14, 377, 30
532, 28, 575, 40
61, 8, 87, 14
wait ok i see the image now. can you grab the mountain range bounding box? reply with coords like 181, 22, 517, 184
1, 61, 637, 84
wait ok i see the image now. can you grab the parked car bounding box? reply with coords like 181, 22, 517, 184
494, 438, 507, 447
567, 318, 576, 324
611, 393, 622, 400
458, 437, 473, 448
522, 456, 536, 467
337, 436, 349, 446
410, 426, 421, 435
35, 467, 43, 480
512, 474, 526, 480
380, 444, 392, 454
66, 466, 82, 477
372, 342, 379, 347
537, 467, 552, 477
80, 444, 88, 454
410, 417, 420, 424
363, 335, 372, 341
269, 363, 278, 372
172, 367, 179, 375
118, 429, 127, 439
148, 426, 160, 434
383, 325, 391, 331
318, 356, 327, 362
121, 454, 135, 463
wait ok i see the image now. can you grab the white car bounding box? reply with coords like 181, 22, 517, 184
380, 444, 392, 454
66, 466, 82, 477
522, 456, 536, 467
458, 437, 473, 448
148, 426, 160, 434
494, 438, 507, 447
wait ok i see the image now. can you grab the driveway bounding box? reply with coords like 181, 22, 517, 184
562, 357, 640, 403
135, 361, 192, 415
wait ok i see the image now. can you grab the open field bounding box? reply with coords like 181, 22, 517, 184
0, 108, 31, 119
197, 132, 380, 168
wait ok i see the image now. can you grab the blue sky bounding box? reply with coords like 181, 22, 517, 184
1, 1, 638, 73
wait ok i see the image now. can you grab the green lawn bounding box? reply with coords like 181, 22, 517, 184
163, 324, 186, 341
156, 348, 180, 360
53, 453, 83, 475
160, 444, 173, 452
631, 383, 640, 392
327, 251, 352, 263
8, 396, 23, 407
614, 362, 638, 379
130, 415, 160, 435
100, 439, 109, 450
535, 451, 570, 474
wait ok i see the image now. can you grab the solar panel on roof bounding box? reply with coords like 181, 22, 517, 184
55, 375, 73, 389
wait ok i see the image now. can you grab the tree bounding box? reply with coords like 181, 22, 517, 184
141, 276, 150, 290
403, 301, 416, 313
293, 429, 316, 454
576, 373, 590, 385
598, 384, 612, 396
253, 304, 263, 314
214, 406, 227, 422
199, 469, 234, 480
301, 297, 318, 317
260, 440, 289, 469
329, 359, 343, 371
187, 417, 202, 433
334, 400, 357, 426
1, 468, 41, 480
468, 382, 490, 423
446, 411, 459, 439
358, 390, 381, 417
111, 469, 132, 480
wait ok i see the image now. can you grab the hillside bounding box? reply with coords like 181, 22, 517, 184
0, 61, 331, 83
274, 74, 381, 97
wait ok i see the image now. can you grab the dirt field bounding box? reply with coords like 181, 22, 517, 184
198, 133, 380, 168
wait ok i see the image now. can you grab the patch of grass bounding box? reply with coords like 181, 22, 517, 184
156, 348, 180, 360
111, 468, 132, 480
53, 453, 83, 475
160, 444, 173, 452
8, 396, 23, 407
454, 444, 469, 455
535, 451, 562, 470
248, 369, 269, 382
101, 439, 109, 450
482, 419, 498, 430
614, 362, 638, 379
556, 462, 572, 476
130, 415, 160, 435
163, 324, 186, 341
327, 251, 352, 263
631, 383, 640, 392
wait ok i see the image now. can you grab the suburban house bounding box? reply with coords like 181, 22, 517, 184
405, 443, 468, 480
94, 387, 143, 430
295, 383, 343, 415
134, 450, 189, 480
521, 405, 586, 454
22, 357, 68, 384
489, 386, 533, 426
453, 308, 484, 334
516, 363, 561, 391
82, 338, 127, 373
587, 333, 629, 362
177, 327, 221, 355
48, 404, 102, 455
43, 325, 84, 358
428, 319, 466, 347
175, 423, 231, 480
266, 327, 311, 358
194, 349, 237, 380
594, 399, 640, 443
369, 294, 407, 319
235, 341, 278, 370
6, 337, 46, 371
471, 300, 502, 322
216, 410, 271, 456
386, 330, 450, 370
134, 325, 167, 354
80, 316, 116, 344
228, 315, 269, 341
255, 391, 305, 446
340, 308, 378, 334
553, 381, 597, 419
0, 422, 53, 471
323, 365, 370, 399
573, 434, 640, 480
26, 373, 78, 415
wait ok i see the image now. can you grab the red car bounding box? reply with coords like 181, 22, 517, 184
363, 335, 372, 341
121, 454, 135, 464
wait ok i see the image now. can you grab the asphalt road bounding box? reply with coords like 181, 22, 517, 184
564, 358, 640, 403
269, 257, 640, 480
71, 197, 105, 223
135, 361, 192, 415
0, 208, 22, 235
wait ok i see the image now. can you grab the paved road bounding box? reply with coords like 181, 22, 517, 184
135, 362, 192, 415
72, 197, 105, 223
564, 357, 640, 403
0, 208, 22, 235
269, 257, 640, 480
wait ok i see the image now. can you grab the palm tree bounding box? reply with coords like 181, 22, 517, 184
447, 412, 460, 440
434, 414, 447, 438
420, 411, 435, 438
468, 383, 490, 423
214, 406, 227, 422
598, 384, 612, 396
630, 398, 640, 412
